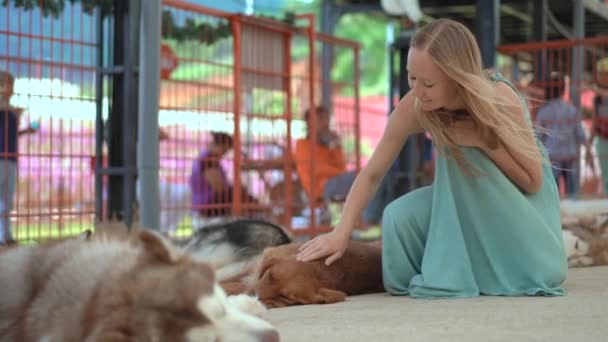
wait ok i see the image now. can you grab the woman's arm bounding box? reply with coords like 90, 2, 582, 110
481, 142, 542, 194
483, 83, 543, 194
296, 91, 423, 264
203, 168, 228, 193
334, 91, 423, 236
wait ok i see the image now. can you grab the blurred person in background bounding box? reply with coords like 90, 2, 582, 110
189, 132, 258, 221
0, 70, 39, 246
586, 59, 608, 195
535, 72, 586, 196
295, 106, 387, 229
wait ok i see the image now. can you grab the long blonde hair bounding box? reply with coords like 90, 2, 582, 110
411, 19, 543, 174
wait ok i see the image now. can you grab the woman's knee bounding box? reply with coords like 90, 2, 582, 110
381, 200, 402, 235
381, 186, 432, 234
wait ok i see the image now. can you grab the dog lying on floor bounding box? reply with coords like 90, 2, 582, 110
183, 218, 293, 287
0, 226, 279, 342
562, 214, 608, 267
222, 241, 384, 308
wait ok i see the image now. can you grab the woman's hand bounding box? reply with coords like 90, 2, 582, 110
296, 229, 350, 266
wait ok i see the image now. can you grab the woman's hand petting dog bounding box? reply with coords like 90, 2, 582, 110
296, 229, 350, 266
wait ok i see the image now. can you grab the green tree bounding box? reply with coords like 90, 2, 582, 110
333, 14, 389, 96
277, 0, 390, 97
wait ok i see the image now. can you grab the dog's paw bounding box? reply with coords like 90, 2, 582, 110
227, 294, 267, 317
568, 256, 594, 267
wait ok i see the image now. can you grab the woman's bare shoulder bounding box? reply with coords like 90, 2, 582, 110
495, 81, 521, 106
390, 92, 423, 132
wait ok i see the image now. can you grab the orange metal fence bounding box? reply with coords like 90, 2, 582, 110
497, 37, 608, 198
0, 0, 361, 243
0, 2, 97, 243
158, 0, 361, 239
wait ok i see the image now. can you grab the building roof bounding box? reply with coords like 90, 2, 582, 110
328, 0, 608, 44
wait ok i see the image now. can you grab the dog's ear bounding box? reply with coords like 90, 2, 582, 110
261, 297, 291, 309
136, 229, 181, 263
221, 281, 253, 296
255, 255, 282, 281
312, 288, 347, 305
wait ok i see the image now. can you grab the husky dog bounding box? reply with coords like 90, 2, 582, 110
562, 214, 608, 267
0, 226, 278, 342
182, 218, 292, 287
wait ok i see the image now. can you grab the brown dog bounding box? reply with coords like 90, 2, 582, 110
249, 241, 384, 308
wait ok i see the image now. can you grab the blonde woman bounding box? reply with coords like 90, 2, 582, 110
297, 19, 567, 298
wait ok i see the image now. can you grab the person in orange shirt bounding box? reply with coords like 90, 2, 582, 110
294, 106, 348, 204
294, 106, 389, 230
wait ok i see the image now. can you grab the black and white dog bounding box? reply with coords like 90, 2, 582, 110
182, 218, 292, 285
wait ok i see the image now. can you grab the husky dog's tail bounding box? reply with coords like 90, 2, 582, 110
183, 218, 292, 284
184, 218, 292, 255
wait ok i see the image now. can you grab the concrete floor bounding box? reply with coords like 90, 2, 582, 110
266, 266, 608, 342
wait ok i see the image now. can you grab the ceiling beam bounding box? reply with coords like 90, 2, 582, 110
582, 0, 608, 22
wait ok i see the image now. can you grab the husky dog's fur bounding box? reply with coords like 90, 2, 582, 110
183, 218, 292, 288
562, 214, 608, 267
0, 226, 278, 342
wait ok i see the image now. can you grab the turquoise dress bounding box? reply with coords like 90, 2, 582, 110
381, 74, 567, 298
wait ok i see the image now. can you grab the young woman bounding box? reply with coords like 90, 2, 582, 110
297, 19, 567, 298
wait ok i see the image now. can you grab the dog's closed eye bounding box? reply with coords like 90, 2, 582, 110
259, 267, 274, 282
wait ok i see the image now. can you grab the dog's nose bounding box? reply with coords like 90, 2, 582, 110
256, 329, 279, 342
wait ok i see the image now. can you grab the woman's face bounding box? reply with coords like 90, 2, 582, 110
407, 47, 462, 111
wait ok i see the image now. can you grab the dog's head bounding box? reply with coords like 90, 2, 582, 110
562, 215, 605, 268
253, 245, 346, 308
85, 229, 279, 342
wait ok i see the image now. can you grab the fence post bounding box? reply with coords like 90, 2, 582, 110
476, 0, 499, 69
137, 0, 161, 230
571, 1, 585, 109
232, 17, 243, 217
95, 6, 104, 221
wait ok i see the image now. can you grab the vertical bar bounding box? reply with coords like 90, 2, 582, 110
354, 46, 361, 172
533, 0, 548, 93
320, 0, 336, 111
307, 15, 317, 230
533, 0, 547, 42
476, 0, 499, 69
283, 31, 293, 227
109, 0, 125, 221
571, 1, 584, 109
122, 0, 140, 226
49, 0, 55, 238
388, 44, 395, 113
137, 0, 161, 230
232, 17, 242, 216
122, 0, 133, 225
94, 5, 104, 221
